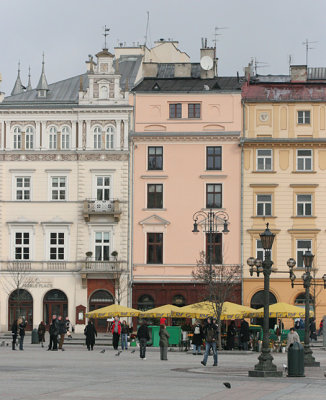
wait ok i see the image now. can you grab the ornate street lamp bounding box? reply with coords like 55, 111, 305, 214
247, 223, 282, 377
287, 249, 323, 367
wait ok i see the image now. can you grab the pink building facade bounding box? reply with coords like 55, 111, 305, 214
131, 70, 242, 310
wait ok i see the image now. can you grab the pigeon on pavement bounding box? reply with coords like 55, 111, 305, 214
131, 349, 136, 354
115, 350, 122, 356
100, 349, 106, 354
223, 382, 231, 389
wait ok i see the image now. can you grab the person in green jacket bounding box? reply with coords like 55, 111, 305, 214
159, 324, 170, 361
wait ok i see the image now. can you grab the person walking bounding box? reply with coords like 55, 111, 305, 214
48, 315, 59, 351
11, 319, 18, 351
137, 320, 150, 360
111, 316, 121, 350
192, 320, 203, 355
121, 320, 130, 350
58, 316, 67, 351
65, 317, 72, 339
38, 321, 46, 348
159, 324, 170, 360
239, 318, 250, 351
18, 317, 27, 350
318, 319, 323, 336
286, 327, 300, 350
84, 319, 97, 350
310, 318, 317, 342
201, 317, 218, 367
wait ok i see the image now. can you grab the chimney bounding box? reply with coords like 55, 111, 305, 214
200, 43, 217, 79
290, 65, 307, 82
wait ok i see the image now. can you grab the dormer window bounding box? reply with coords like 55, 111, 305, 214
13, 126, 22, 150
100, 86, 109, 99
105, 126, 115, 149
38, 90, 47, 98
49, 126, 57, 150
94, 126, 102, 149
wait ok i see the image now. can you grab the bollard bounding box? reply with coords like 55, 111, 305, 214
287, 341, 305, 377
31, 329, 39, 344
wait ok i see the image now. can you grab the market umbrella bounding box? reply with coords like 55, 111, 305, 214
248, 302, 314, 318
171, 301, 256, 320
139, 304, 182, 318
85, 304, 141, 318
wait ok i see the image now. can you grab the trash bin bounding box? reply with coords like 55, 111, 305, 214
287, 341, 304, 377
31, 329, 39, 344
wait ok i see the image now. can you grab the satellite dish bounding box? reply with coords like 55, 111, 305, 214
200, 56, 214, 71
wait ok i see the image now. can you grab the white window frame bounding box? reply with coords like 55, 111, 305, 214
105, 125, 115, 150
256, 239, 266, 261
298, 110, 311, 125
93, 174, 113, 201
94, 231, 111, 261
49, 126, 57, 150
296, 194, 312, 216
13, 231, 31, 260
13, 175, 32, 201
8, 224, 35, 261
61, 126, 70, 150
49, 174, 68, 201
25, 126, 34, 150
297, 149, 312, 171
89, 225, 114, 261
93, 126, 102, 149
256, 149, 272, 171
13, 126, 22, 150
296, 239, 312, 268
42, 224, 70, 261
256, 194, 272, 216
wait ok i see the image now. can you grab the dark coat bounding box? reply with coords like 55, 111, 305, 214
38, 323, 46, 341
159, 327, 170, 347
121, 324, 130, 334
226, 324, 236, 349
240, 320, 250, 342
11, 321, 18, 337
84, 322, 97, 346
203, 322, 218, 343
18, 321, 27, 337
49, 319, 59, 336
58, 319, 67, 335
191, 324, 203, 345
137, 324, 150, 341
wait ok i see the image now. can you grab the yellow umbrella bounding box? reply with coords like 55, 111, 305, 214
248, 302, 314, 318
85, 304, 141, 319
171, 301, 256, 320
139, 304, 181, 318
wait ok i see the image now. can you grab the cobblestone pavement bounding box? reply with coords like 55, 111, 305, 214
0, 343, 326, 400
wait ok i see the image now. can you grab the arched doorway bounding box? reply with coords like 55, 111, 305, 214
137, 294, 155, 311
8, 289, 33, 331
89, 290, 114, 332
172, 294, 186, 307
250, 290, 277, 329
43, 289, 68, 326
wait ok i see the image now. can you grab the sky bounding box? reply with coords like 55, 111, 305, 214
1, 0, 326, 95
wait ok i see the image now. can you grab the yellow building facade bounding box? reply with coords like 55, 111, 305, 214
242, 66, 326, 327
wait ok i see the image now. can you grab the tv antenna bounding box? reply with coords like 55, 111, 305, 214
103, 25, 110, 49
252, 57, 269, 75
302, 39, 318, 66
213, 26, 228, 49
144, 11, 150, 47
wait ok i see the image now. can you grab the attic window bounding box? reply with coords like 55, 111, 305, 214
38, 90, 47, 98
152, 83, 160, 91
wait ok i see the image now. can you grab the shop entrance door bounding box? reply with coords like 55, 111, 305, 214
89, 290, 114, 332
8, 289, 33, 331
43, 289, 68, 327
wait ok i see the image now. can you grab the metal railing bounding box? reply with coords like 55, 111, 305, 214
85, 199, 120, 214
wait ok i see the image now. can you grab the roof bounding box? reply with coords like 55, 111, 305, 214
132, 77, 242, 92
118, 55, 142, 89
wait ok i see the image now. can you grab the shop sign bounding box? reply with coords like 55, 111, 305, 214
23, 277, 53, 289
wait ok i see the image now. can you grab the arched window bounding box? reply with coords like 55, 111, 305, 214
93, 126, 102, 149
89, 290, 114, 332
137, 294, 155, 311
13, 126, 21, 149
295, 292, 314, 310
49, 126, 57, 150
61, 126, 70, 150
25, 126, 34, 150
43, 289, 68, 325
100, 86, 108, 99
105, 125, 115, 149
8, 289, 33, 330
172, 294, 186, 307
250, 290, 277, 309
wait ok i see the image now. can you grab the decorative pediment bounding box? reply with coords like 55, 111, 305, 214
203, 124, 225, 131
139, 214, 170, 226
144, 125, 166, 131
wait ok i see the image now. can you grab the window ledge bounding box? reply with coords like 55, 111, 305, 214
292, 171, 316, 174
143, 208, 166, 211
200, 174, 227, 179
252, 216, 277, 219
291, 216, 317, 219
141, 175, 168, 179
252, 170, 277, 174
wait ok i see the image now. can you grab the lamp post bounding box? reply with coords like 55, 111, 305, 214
287, 249, 326, 367
247, 223, 282, 377
192, 209, 229, 285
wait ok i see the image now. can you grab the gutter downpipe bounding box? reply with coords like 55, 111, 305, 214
240, 99, 245, 306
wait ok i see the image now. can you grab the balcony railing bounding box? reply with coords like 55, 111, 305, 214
82, 260, 122, 274
83, 199, 121, 221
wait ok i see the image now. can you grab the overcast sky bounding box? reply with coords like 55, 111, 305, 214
1, 0, 326, 95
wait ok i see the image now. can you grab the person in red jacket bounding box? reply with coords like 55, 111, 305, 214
111, 316, 121, 350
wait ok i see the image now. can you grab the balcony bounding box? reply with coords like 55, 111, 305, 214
82, 260, 122, 274
83, 199, 121, 222
1, 261, 79, 272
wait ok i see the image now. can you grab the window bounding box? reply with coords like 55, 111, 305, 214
49, 126, 57, 150
206, 184, 222, 208
14, 232, 30, 260
147, 233, 163, 264
137, 295, 155, 311
15, 177, 30, 200
105, 126, 114, 149
148, 146, 163, 170
256, 194, 272, 216
61, 126, 70, 150
169, 103, 182, 118
256, 149, 272, 171
297, 149, 312, 171
298, 110, 310, 125
297, 194, 312, 216
25, 127, 34, 150
147, 184, 163, 208
13, 126, 21, 150
95, 232, 110, 261
94, 126, 102, 149
96, 176, 110, 200
49, 232, 65, 260
206, 233, 222, 264
188, 103, 201, 118
256, 239, 266, 261
296, 240, 312, 268
51, 177, 67, 200
206, 146, 222, 170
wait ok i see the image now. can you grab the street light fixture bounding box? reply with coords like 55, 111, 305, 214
247, 223, 282, 377
287, 249, 322, 367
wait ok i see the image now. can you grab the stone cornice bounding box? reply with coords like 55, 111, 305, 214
0, 151, 129, 162
241, 138, 326, 147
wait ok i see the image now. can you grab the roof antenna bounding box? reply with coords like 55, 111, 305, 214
302, 38, 318, 66
144, 11, 150, 47
103, 25, 110, 49
213, 26, 228, 49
